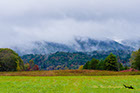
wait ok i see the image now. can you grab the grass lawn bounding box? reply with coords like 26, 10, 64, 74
0, 76, 140, 93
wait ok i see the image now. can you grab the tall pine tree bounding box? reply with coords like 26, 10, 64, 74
104, 53, 118, 71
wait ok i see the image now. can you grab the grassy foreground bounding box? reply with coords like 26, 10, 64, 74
0, 76, 140, 93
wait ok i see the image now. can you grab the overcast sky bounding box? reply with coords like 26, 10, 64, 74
0, 0, 140, 47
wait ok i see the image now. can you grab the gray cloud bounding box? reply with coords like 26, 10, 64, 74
0, 0, 140, 47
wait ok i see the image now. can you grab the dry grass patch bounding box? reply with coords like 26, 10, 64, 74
0, 70, 140, 76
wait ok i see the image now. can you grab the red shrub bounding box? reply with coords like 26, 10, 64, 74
33, 65, 39, 71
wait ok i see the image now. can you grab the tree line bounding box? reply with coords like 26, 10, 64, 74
82, 50, 140, 71
82, 53, 126, 71
0, 48, 140, 71
22, 50, 131, 70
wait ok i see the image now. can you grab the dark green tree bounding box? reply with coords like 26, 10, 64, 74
88, 58, 99, 69
96, 59, 105, 70
124, 65, 129, 70
130, 49, 140, 70
118, 63, 125, 71
0, 48, 24, 71
104, 53, 118, 71
83, 61, 90, 69
83, 58, 99, 70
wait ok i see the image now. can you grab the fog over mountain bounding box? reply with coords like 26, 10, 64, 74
0, 0, 140, 49
121, 39, 140, 50
10, 37, 133, 56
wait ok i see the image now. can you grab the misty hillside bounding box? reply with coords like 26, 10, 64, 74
12, 37, 134, 56
121, 39, 140, 50
74, 37, 133, 52
12, 41, 75, 56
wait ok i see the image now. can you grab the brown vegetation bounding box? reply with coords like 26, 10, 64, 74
120, 68, 138, 72
0, 70, 140, 76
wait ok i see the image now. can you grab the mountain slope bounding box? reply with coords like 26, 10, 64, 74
12, 37, 134, 55
21, 50, 132, 70
121, 39, 140, 50
12, 41, 75, 56
73, 37, 133, 52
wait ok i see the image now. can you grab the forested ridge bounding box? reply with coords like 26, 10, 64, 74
21, 50, 132, 70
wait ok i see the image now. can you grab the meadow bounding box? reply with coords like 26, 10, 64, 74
0, 75, 140, 93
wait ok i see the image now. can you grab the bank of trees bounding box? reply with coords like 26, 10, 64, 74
21, 50, 131, 70
1, 48, 140, 71
83, 53, 125, 71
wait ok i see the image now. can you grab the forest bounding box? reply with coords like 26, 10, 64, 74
0, 48, 140, 71
21, 50, 131, 70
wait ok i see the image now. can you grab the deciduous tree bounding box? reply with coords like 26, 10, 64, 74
0, 48, 24, 71
78, 65, 83, 70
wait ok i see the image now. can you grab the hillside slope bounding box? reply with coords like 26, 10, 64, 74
21, 50, 132, 70
12, 37, 133, 56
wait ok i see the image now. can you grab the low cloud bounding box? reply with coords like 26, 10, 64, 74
0, 0, 140, 47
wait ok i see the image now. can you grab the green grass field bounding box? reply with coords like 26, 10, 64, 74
0, 76, 140, 93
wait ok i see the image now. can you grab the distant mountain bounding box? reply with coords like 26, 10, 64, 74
12, 37, 134, 56
12, 41, 75, 56
121, 39, 140, 50
73, 37, 133, 52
